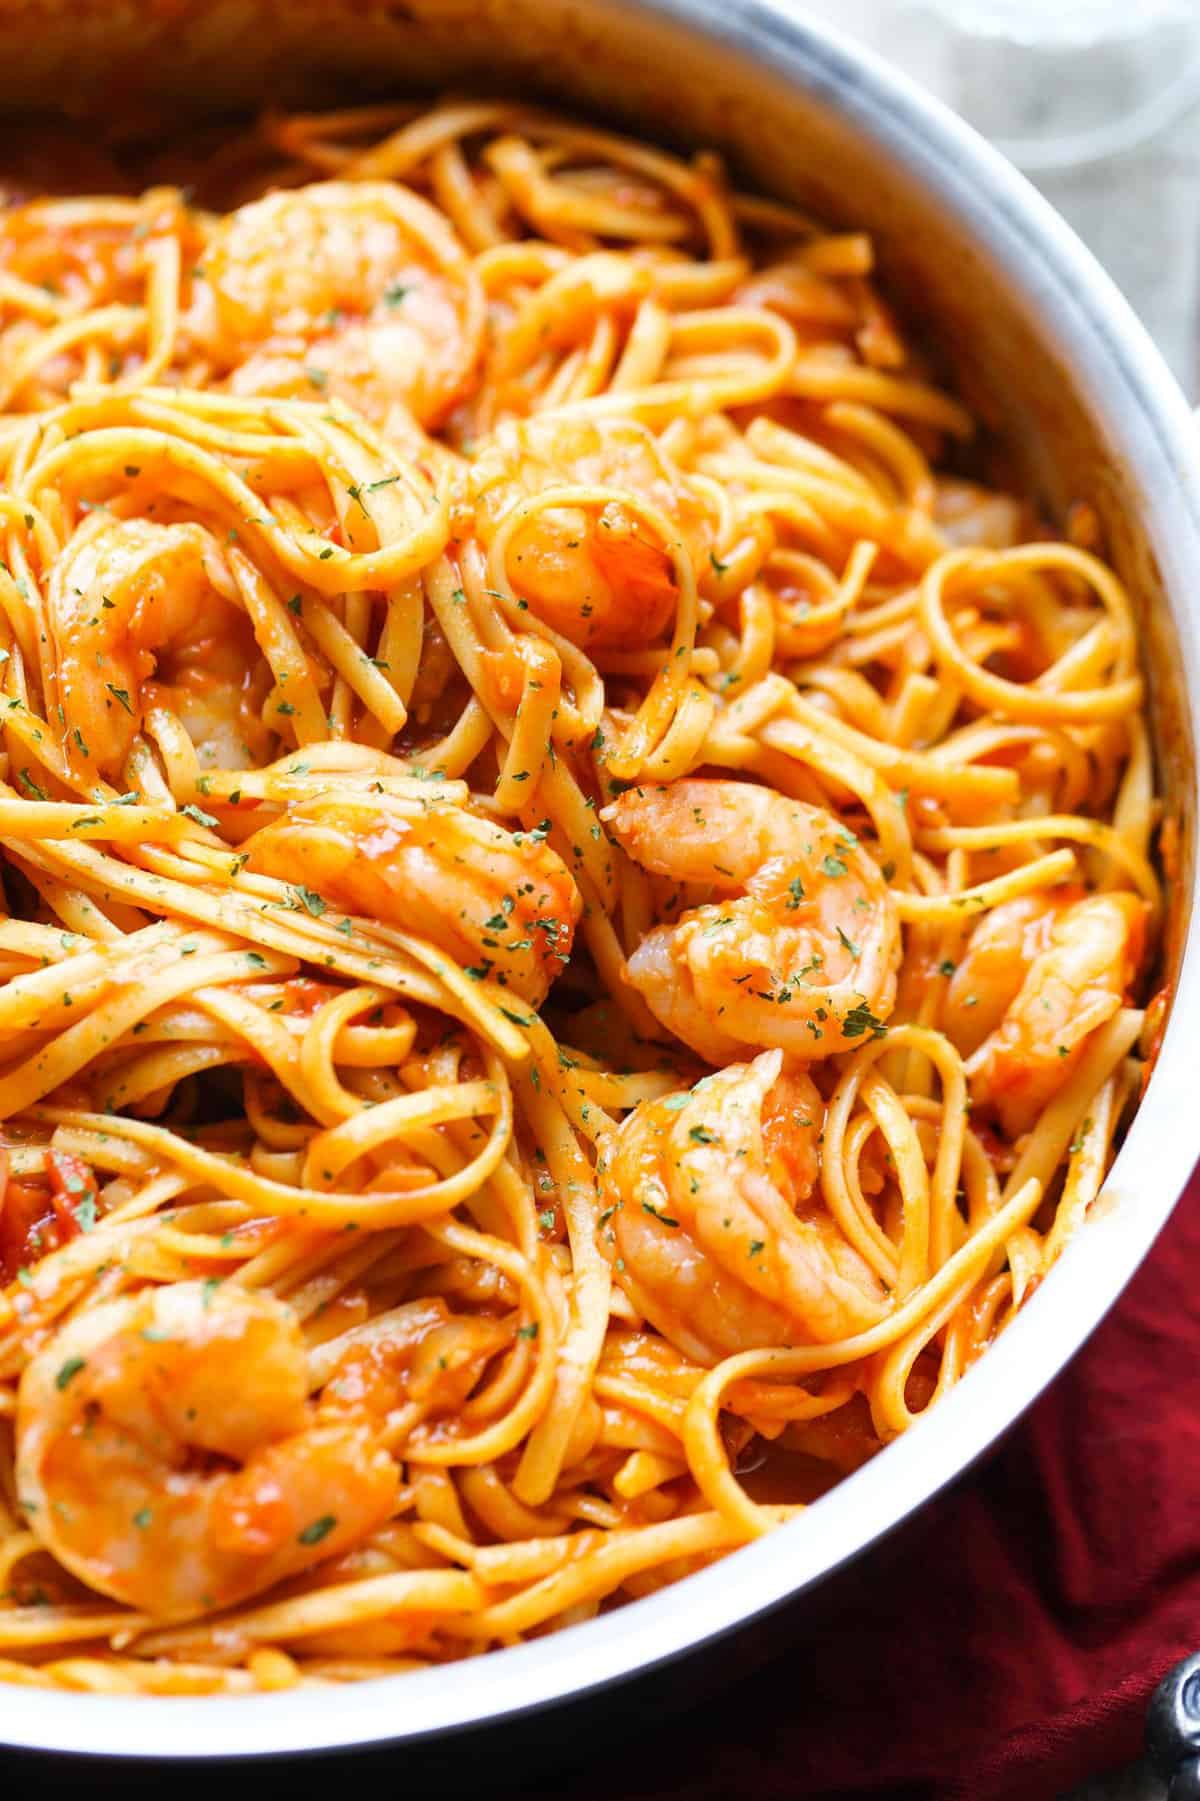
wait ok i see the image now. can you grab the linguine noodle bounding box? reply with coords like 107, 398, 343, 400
0, 98, 1163, 1694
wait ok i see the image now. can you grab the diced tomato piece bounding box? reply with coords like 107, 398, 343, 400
47, 1149, 99, 1238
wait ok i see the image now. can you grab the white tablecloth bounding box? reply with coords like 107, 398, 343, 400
798, 0, 1200, 391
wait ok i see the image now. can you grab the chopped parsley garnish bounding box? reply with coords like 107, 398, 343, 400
298, 1515, 337, 1545
842, 1002, 888, 1040
287, 885, 327, 917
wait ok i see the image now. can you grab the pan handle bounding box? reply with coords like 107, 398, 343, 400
1147, 1653, 1200, 1798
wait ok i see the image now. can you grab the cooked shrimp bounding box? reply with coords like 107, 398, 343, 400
604, 778, 900, 1063
598, 1050, 884, 1361
964, 891, 1145, 1137
933, 477, 1025, 550
319, 1297, 514, 1429
246, 795, 581, 1004
194, 181, 483, 428
15, 1280, 398, 1622
48, 515, 267, 778
463, 414, 715, 649
942, 890, 1084, 1057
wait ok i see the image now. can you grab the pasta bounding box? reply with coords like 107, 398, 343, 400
0, 98, 1162, 1694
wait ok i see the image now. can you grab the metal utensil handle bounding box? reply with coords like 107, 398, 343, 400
1147, 1653, 1200, 1798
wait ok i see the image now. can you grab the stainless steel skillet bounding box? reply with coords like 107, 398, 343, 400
0, 0, 1196, 1762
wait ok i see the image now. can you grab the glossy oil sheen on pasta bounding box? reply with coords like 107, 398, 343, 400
0, 99, 1166, 1694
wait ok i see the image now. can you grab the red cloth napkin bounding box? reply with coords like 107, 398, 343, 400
528, 1166, 1200, 1801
